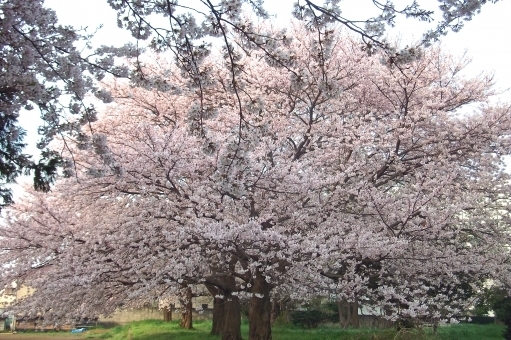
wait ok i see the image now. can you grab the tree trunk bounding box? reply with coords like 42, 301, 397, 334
346, 300, 352, 327
220, 294, 242, 340
206, 279, 242, 340
210, 295, 224, 335
338, 300, 348, 328
248, 272, 273, 340
351, 298, 360, 328
163, 305, 172, 322
270, 298, 282, 324
206, 284, 225, 336
180, 287, 193, 329
338, 298, 360, 328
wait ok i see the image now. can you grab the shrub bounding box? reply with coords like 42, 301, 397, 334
493, 296, 511, 340
291, 310, 332, 328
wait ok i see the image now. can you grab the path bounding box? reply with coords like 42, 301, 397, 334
0, 333, 86, 339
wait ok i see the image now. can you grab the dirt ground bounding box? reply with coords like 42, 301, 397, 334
0, 332, 86, 339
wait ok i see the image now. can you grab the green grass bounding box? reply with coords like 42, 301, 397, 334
83, 319, 505, 340
85, 320, 219, 340
435, 323, 505, 340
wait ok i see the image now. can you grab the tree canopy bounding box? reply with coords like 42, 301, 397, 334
0, 0, 505, 207
0, 0, 136, 206
1, 24, 510, 340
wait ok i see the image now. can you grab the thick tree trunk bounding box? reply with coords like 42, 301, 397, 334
163, 305, 172, 322
346, 301, 352, 327
338, 300, 348, 328
248, 272, 273, 340
206, 279, 242, 340
220, 294, 242, 340
180, 287, 193, 329
338, 298, 360, 328
206, 284, 225, 335
210, 295, 224, 335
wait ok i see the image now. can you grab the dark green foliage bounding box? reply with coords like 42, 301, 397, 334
29, 149, 62, 192
472, 286, 511, 340
473, 287, 507, 316
0, 112, 28, 207
465, 316, 496, 325
290, 298, 339, 328
396, 318, 416, 330
493, 296, 511, 340
291, 310, 336, 328
0, 112, 61, 208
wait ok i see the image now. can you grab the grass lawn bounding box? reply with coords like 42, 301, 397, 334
79, 319, 505, 340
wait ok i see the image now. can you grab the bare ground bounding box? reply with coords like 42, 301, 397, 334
0, 332, 87, 339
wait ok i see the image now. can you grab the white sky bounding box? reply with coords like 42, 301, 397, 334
41, 0, 511, 89
41, 0, 511, 88
39, 0, 511, 96
14, 0, 511, 193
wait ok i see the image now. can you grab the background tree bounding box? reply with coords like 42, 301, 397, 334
0, 0, 138, 206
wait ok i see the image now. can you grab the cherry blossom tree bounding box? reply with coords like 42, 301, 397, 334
1, 24, 511, 340
0, 0, 139, 206
1, 0, 503, 208
297, 44, 511, 326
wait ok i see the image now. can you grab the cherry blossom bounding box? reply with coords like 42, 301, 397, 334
1, 25, 510, 340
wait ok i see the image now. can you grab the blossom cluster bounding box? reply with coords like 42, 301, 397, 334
0, 25, 510, 329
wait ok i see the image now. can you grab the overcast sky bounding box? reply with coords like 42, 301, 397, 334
13, 0, 511, 194
42, 0, 511, 90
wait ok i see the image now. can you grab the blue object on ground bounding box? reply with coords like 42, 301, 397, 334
71, 328, 87, 333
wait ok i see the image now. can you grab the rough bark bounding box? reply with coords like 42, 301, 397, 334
248, 272, 273, 340
338, 300, 348, 328
206, 278, 242, 340
338, 298, 360, 328
180, 287, 193, 329
270, 298, 281, 324
351, 298, 359, 328
220, 294, 242, 340
163, 305, 172, 322
346, 301, 352, 327
210, 295, 224, 335
206, 284, 224, 335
